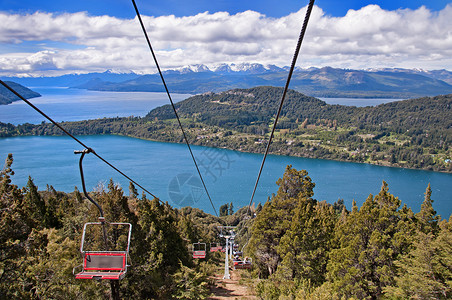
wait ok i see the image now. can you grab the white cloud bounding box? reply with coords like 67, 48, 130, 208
0, 4, 451, 76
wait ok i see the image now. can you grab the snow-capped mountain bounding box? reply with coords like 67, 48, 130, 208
5, 64, 452, 98
166, 63, 286, 75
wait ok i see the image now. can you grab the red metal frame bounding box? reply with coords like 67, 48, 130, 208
83, 252, 126, 271
193, 250, 206, 259
73, 222, 132, 280
233, 257, 252, 269
75, 272, 125, 280
192, 242, 207, 259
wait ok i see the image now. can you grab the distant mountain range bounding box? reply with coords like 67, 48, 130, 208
4, 64, 452, 99
0, 81, 41, 105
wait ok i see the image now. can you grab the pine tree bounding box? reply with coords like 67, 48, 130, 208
128, 182, 138, 199
22, 176, 47, 228
125, 195, 189, 298
384, 217, 452, 299
327, 181, 411, 299
228, 201, 234, 215
219, 203, 229, 217
23, 228, 101, 299
278, 200, 337, 286
0, 154, 31, 298
248, 165, 315, 278
172, 262, 210, 299
416, 183, 440, 235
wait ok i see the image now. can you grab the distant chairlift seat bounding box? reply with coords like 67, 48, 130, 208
73, 222, 132, 280
193, 242, 207, 259
210, 242, 222, 252
234, 257, 252, 270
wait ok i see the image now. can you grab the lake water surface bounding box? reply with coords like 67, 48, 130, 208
0, 89, 449, 218
0, 87, 191, 125
1, 135, 451, 218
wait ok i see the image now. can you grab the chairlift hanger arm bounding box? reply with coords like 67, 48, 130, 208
75, 148, 104, 218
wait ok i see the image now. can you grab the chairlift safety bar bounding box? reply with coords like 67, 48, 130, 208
80, 222, 132, 254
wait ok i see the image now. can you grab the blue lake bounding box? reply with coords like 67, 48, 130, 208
1, 135, 451, 219
0, 88, 450, 218
0, 87, 191, 125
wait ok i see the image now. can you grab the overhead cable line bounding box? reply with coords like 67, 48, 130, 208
131, 0, 219, 218
0, 79, 160, 202
246, 0, 316, 214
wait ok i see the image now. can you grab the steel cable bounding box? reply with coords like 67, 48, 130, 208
0, 79, 161, 202
246, 0, 316, 214
131, 0, 219, 217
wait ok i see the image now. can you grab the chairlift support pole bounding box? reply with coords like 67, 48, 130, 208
219, 226, 236, 280
223, 236, 230, 279
229, 237, 233, 260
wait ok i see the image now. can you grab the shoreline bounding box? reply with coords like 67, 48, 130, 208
2, 130, 451, 175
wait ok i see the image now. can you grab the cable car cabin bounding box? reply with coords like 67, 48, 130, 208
73, 222, 132, 280
233, 257, 252, 270
193, 242, 207, 259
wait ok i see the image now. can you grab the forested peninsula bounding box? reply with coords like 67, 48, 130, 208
1, 86, 451, 172
0, 81, 41, 105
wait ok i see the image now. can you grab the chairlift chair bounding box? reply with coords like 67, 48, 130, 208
233, 257, 252, 270
72, 149, 133, 280
192, 242, 207, 259
210, 242, 221, 252
73, 221, 132, 280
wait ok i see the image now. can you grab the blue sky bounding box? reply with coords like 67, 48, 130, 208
1, 0, 449, 18
0, 0, 451, 76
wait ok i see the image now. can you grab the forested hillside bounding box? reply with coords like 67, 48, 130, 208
0, 153, 223, 299
146, 86, 452, 135
1, 154, 450, 299
147, 86, 452, 171
247, 165, 451, 299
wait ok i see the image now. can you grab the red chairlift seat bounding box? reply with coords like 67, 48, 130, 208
192, 242, 206, 259
210, 242, 222, 252
193, 250, 206, 259
73, 222, 132, 280
233, 257, 252, 270
75, 252, 127, 280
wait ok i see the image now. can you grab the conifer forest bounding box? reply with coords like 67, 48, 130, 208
1, 153, 450, 299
